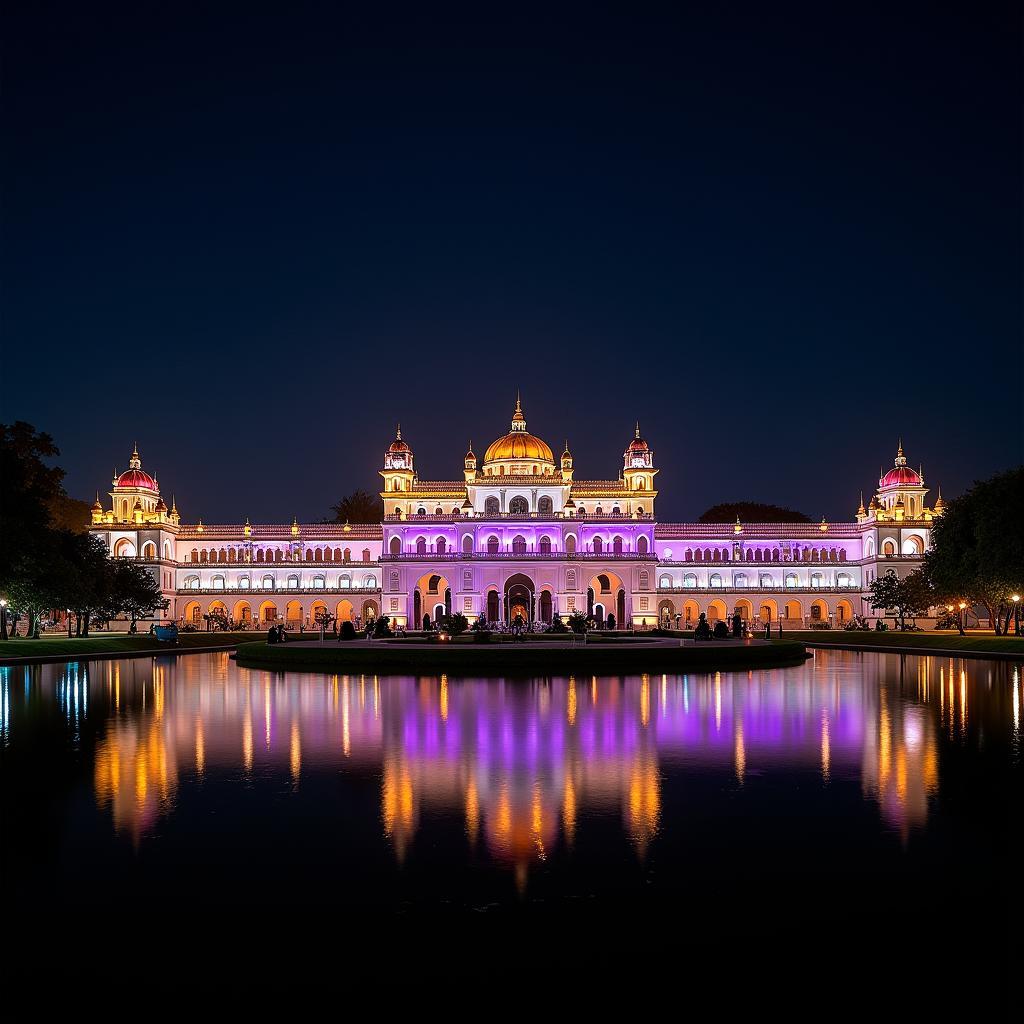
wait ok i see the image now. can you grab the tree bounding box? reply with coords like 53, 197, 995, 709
924, 467, 1024, 634
697, 502, 811, 524
105, 560, 167, 628
868, 569, 933, 630
567, 611, 588, 634
327, 489, 380, 524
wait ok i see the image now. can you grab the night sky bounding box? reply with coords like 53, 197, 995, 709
2, 2, 1020, 523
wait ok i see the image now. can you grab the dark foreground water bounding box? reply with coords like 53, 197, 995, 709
2, 650, 1021, 956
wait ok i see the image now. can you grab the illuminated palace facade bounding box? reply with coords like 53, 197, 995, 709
89, 398, 945, 629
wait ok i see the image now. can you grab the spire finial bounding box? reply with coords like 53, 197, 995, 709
511, 391, 526, 428
635, 420, 641, 439
396, 422, 401, 441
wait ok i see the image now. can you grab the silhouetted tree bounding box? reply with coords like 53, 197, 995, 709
327, 489, 380, 524
698, 502, 811, 523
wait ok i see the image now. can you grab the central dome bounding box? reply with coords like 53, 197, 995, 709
482, 396, 555, 468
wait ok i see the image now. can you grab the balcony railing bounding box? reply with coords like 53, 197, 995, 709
177, 586, 382, 596
380, 551, 654, 561
383, 513, 653, 522
656, 585, 863, 594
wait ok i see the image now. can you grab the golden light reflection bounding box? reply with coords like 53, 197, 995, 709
342, 675, 351, 757
195, 719, 205, 777
640, 673, 650, 728
440, 673, 449, 722
243, 712, 253, 772
289, 720, 300, 785
563, 775, 576, 844
567, 675, 577, 726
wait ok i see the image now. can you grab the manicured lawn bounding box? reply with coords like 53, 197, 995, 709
0, 631, 314, 662
788, 631, 1024, 657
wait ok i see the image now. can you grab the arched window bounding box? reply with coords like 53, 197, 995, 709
810, 572, 823, 589
417, 507, 426, 516
538, 496, 553, 514
709, 573, 722, 588
389, 570, 400, 590
485, 496, 500, 516
566, 535, 576, 555
339, 574, 351, 589
612, 536, 623, 554
539, 535, 551, 554
416, 537, 427, 555
184, 575, 200, 590
509, 496, 528, 515
637, 536, 649, 555
639, 569, 649, 590
211, 575, 225, 590
659, 574, 673, 588
882, 540, 896, 556
595, 506, 603, 516
262, 575, 274, 589
141, 541, 156, 558
363, 575, 377, 589
463, 570, 472, 589
512, 535, 527, 554
566, 569, 577, 590
837, 572, 852, 587
389, 536, 401, 556
436, 537, 446, 554
593, 536, 603, 554
288, 575, 299, 589
785, 573, 799, 588
191, 548, 199, 563
312, 575, 325, 589
462, 535, 473, 553
435, 506, 443, 516
487, 536, 500, 554
734, 573, 747, 587
683, 574, 697, 588
238, 576, 250, 589
760, 574, 774, 588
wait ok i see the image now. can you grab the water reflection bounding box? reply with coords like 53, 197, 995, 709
2, 651, 1022, 886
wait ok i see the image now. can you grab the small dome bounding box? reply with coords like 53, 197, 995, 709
388, 425, 410, 454
482, 396, 554, 466
880, 465, 922, 488
116, 468, 157, 489
627, 422, 649, 452
155, 498, 167, 512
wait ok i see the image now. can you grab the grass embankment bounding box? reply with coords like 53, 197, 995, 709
234, 638, 808, 675
0, 631, 318, 664
789, 631, 1024, 658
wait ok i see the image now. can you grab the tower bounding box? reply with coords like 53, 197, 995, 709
560, 440, 574, 483
622, 423, 658, 512
380, 425, 415, 493
464, 441, 477, 484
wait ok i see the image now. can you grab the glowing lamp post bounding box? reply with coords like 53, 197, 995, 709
1013, 594, 1021, 636
67, 609, 73, 638
0, 598, 7, 641
957, 601, 967, 636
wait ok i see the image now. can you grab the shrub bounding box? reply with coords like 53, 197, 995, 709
180, 623, 198, 633
340, 620, 356, 641
443, 612, 469, 636
713, 620, 728, 639
808, 621, 833, 629
373, 616, 393, 638
606, 613, 616, 630
844, 615, 871, 631
567, 611, 588, 635
546, 613, 569, 634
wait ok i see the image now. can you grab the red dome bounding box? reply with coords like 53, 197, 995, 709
628, 436, 649, 452
880, 466, 921, 488
116, 469, 157, 489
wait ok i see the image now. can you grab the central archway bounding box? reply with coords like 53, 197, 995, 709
415, 572, 451, 628
504, 572, 535, 626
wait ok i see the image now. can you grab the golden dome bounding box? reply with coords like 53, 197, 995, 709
482, 396, 554, 466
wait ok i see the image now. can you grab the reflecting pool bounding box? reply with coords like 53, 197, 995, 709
2, 650, 1021, 933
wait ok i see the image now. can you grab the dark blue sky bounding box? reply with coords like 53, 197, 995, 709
2, 1, 1020, 522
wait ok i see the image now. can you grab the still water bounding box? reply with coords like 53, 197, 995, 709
2, 650, 1021, 934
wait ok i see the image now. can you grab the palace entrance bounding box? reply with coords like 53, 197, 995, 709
504, 573, 535, 626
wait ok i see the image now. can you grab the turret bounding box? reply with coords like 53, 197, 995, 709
560, 440, 574, 483
380, 425, 415, 495
876, 440, 928, 518
464, 441, 477, 483
622, 423, 658, 510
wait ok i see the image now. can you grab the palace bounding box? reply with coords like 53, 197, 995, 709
88, 397, 945, 630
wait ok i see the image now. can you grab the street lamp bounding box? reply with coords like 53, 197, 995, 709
1013, 594, 1021, 636
66, 608, 73, 638
0, 598, 7, 641
957, 601, 967, 636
